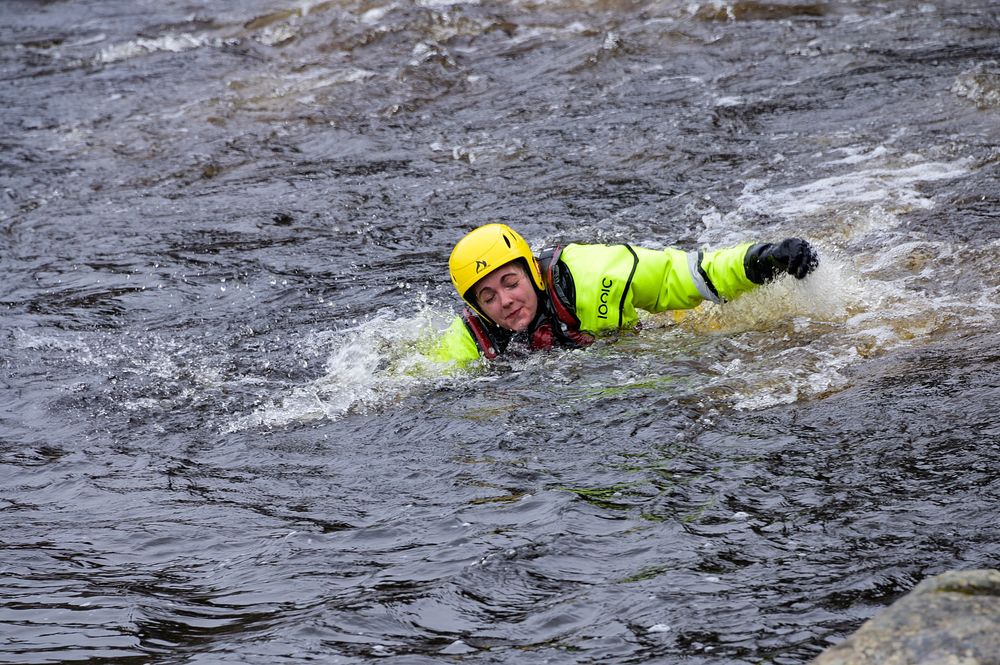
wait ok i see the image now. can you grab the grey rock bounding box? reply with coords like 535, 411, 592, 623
813, 569, 1000, 665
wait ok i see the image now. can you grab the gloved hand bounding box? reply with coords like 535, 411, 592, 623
744, 238, 819, 284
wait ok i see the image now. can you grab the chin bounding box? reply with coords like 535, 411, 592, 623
508, 315, 533, 333
497, 315, 523, 332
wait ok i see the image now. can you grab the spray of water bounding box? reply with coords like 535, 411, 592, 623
225, 303, 463, 431
673, 146, 995, 410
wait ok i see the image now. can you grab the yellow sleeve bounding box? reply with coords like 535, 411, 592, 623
628, 246, 705, 311
628, 242, 757, 310
700, 242, 758, 302
563, 242, 761, 332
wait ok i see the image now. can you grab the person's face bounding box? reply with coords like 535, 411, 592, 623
473, 261, 538, 332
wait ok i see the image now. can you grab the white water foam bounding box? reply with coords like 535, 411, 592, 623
736, 151, 970, 221
225, 305, 461, 431
97, 33, 214, 64
417, 0, 481, 6
686, 145, 979, 410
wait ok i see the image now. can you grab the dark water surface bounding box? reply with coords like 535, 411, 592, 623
2, 1, 999, 662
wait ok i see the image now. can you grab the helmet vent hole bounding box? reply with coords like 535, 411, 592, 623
503, 235, 511, 248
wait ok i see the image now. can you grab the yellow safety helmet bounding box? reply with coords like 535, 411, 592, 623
449, 223, 544, 318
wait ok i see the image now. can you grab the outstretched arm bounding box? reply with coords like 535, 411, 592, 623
631, 238, 819, 312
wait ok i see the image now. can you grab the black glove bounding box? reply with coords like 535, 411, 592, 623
744, 238, 819, 284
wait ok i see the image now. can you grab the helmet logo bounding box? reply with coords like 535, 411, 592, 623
475, 260, 488, 273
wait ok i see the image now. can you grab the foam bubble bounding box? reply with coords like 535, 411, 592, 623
97, 33, 212, 64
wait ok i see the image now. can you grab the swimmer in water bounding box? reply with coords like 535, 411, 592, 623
433, 223, 818, 364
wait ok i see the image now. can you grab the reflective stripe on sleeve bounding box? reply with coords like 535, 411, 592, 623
687, 250, 722, 304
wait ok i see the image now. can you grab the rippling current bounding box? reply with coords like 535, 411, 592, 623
2, 1, 999, 663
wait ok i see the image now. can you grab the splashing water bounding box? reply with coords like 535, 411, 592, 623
226, 305, 460, 430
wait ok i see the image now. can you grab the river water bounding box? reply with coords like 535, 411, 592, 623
2, 1, 998, 663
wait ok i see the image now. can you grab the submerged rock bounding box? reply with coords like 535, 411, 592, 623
813, 569, 1000, 665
